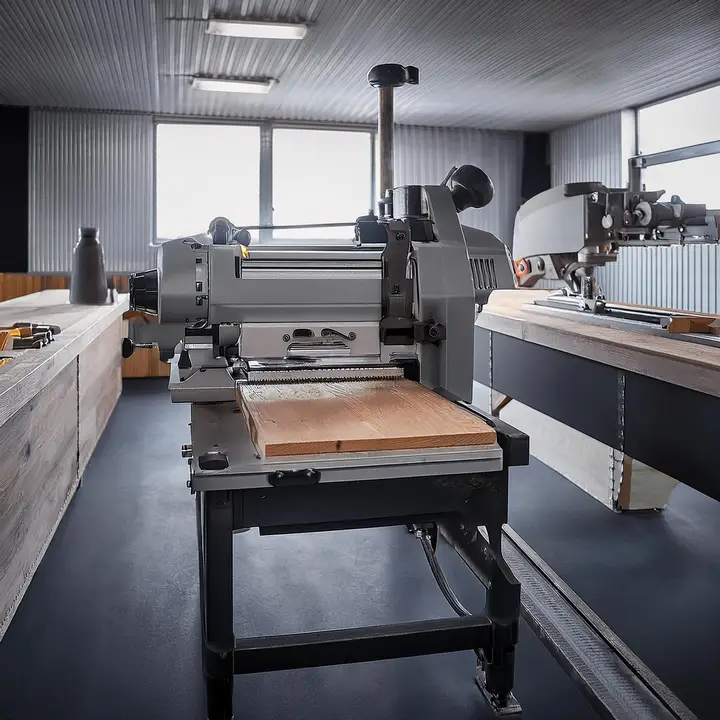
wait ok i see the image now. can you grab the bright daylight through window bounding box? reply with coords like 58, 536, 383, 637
637, 85, 720, 208
272, 128, 373, 241
155, 123, 261, 240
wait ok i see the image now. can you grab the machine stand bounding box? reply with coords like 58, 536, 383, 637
195, 418, 529, 720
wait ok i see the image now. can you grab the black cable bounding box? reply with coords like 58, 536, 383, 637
418, 530, 481, 661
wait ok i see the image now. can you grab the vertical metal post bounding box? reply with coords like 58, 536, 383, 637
378, 86, 395, 199
628, 157, 643, 193
368, 64, 417, 211
200, 490, 235, 720
369, 130, 377, 214
259, 123, 273, 244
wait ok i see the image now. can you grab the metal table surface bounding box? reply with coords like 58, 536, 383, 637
190, 401, 504, 491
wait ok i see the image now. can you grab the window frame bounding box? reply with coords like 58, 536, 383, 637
631, 83, 720, 196
153, 116, 376, 246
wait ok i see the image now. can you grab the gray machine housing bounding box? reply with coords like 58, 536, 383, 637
130, 181, 513, 407
512, 182, 718, 298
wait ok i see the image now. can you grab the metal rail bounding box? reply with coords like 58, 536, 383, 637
497, 525, 698, 720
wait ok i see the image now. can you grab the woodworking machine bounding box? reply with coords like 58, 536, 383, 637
124, 63, 527, 719
127, 174, 511, 404
512, 182, 720, 328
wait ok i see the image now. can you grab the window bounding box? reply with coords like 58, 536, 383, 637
638, 85, 720, 155
644, 155, 720, 209
271, 129, 373, 241
155, 123, 260, 240
636, 84, 720, 208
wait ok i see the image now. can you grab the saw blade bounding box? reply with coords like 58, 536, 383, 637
243, 366, 404, 384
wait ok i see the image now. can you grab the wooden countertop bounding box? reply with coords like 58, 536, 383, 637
475, 289, 720, 399
0, 290, 129, 426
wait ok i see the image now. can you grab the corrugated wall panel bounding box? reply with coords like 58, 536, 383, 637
550, 110, 719, 312
395, 126, 522, 246
29, 110, 155, 273
550, 112, 625, 187
598, 245, 720, 313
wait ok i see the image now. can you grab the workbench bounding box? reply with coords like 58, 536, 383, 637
474, 290, 720, 510
0, 290, 128, 640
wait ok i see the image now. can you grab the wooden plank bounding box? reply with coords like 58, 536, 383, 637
477, 290, 720, 399
79, 318, 122, 475
0, 362, 78, 640
665, 316, 714, 334
239, 378, 496, 458
0, 273, 129, 303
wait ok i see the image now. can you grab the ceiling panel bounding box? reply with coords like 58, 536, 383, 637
0, 0, 719, 130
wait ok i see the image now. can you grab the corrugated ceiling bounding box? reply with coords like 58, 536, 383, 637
1, 0, 719, 130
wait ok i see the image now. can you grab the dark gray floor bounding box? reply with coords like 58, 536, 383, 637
0, 379, 717, 720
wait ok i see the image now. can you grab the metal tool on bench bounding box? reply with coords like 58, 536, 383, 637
512, 182, 720, 328
0, 322, 60, 349
125, 63, 526, 719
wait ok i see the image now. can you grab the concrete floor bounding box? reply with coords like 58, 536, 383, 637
0, 378, 718, 719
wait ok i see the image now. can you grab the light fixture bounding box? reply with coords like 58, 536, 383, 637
191, 76, 275, 94
206, 19, 307, 40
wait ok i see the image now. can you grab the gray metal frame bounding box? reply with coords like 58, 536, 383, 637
628, 139, 720, 192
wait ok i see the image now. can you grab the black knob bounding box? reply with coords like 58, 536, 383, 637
449, 165, 494, 212
121, 337, 134, 359
367, 64, 419, 88
129, 268, 159, 315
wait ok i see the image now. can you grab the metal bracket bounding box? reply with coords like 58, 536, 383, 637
268, 469, 321, 487
379, 223, 415, 345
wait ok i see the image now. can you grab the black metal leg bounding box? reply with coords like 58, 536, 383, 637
439, 470, 522, 715
476, 519, 521, 714
198, 491, 235, 720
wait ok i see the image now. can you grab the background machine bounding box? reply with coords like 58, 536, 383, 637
512, 181, 719, 334
125, 64, 527, 719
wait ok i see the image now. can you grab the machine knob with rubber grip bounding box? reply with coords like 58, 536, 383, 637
367, 64, 419, 88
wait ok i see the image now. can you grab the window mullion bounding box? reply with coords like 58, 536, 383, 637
259, 122, 273, 244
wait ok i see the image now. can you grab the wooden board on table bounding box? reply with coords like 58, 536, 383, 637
238, 378, 496, 458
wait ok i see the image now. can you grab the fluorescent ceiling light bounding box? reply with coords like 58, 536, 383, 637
191, 77, 275, 94
207, 19, 307, 40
